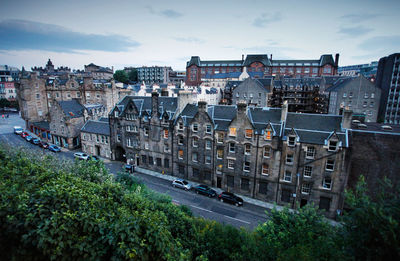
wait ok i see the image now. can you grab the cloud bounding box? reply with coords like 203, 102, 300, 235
160, 9, 183, 18
252, 12, 282, 28
358, 35, 400, 52
338, 25, 373, 37
172, 36, 205, 44
0, 19, 139, 53
341, 13, 380, 23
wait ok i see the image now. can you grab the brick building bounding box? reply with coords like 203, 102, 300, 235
109, 95, 350, 217
186, 53, 339, 86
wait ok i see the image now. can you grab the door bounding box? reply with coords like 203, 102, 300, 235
300, 199, 308, 208
217, 177, 222, 188
95, 145, 101, 156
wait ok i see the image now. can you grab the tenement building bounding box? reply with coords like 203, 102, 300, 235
110, 95, 351, 218
186, 53, 339, 86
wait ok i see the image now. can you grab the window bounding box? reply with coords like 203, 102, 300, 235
178, 165, 185, 175
178, 135, 184, 145
204, 171, 211, 181
259, 182, 268, 194
245, 129, 253, 138
288, 136, 296, 146
206, 124, 212, 134
192, 137, 199, 147
148, 156, 153, 165
312, 67, 318, 73
192, 123, 198, 132
217, 149, 224, 159
323, 177, 332, 189
286, 154, 294, 165
263, 146, 271, 158
229, 127, 237, 137
117, 134, 121, 142
343, 92, 347, 98
245, 144, 251, 155
305, 146, 315, 158
192, 152, 199, 162
371, 93, 375, 98
178, 122, 184, 130
156, 158, 162, 167
284, 171, 292, 182
326, 159, 335, 171
142, 155, 147, 164
261, 163, 269, 176
236, 92, 239, 98
364, 92, 369, 98
193, 168, 199, 178
217, 132, 224, 143
228, 159, 235, 169
229, 143, 235, 153
303, 166, 313, 177
205, 140, 212, 150
163, 129, 169, 139
241, 178, 250, 191
281, 189, 291, 202
243, 161, 250, 172
264, 129, 272, 140
302, 182, 311, 194
319, 197, 331, 211
216, 164, 223, 174
36, 93, 40, 99
205, 155, 211, 164
163, 158, 169, 168
349, 92, 353, 98
227, 176, 234, 187
323, 66, 332, 73
178, 150, 184, 159
144, 127, 149, 136
328, 140, 337, 151
144, 142, 149, 149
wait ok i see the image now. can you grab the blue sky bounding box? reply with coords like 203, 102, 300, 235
0, 0, 399, 71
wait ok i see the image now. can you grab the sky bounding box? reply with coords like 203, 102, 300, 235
0, 0, 399, 71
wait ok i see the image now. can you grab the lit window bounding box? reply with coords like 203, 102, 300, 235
286, 154, 294, 165
245, 144, 251, 155
263, 146, 271, 158
302, 182, 311, 194
326, 159, 335, 171
245, 129, 253, 138
217, 149, 224, 159
178, 150, 184, 159
262, 163, 269, 175
243, 161, 250, 172
284, 171, 291, 182
264, 129, 272, 140
323, 177, 332, 189
306, 146, 315, 158
229, 143, 235, 153
217, 132, 224, 143
229, 127, 237, 137
228, 159, 235, 169
328, 140, 337, 151
216, 164, 223, 174
304, 166, 312, 177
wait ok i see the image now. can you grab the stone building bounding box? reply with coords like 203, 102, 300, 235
84, 63, 113, 80
81, 118, 111, 158
326, 75, 381, 122
110, 94, 350, 217
231, 77, 272, 107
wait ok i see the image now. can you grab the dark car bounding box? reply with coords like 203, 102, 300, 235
218, 192, 243, 207
194, 184, 217, 197
48, 145, 61, 152
25, 135, 33, 142
31, 138, 41, 145
39, 141, 49, 149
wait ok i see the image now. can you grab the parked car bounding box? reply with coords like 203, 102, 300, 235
74, 152, 89, 160
124, 164, 135, 173
48, 145, 61, 152
13, 126, 23, 134
31, 138, 41, 145
39, 141, 49, 149
218, 192, 243, 207
25, 135, 33, 142
21, 132, 29, 138
171, 179, 192, 191
193, 184, 217, 197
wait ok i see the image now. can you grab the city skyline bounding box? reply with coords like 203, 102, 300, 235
0, 0, 399, 71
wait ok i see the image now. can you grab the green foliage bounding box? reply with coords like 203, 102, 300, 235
342, 176, 400, 260
128, 69, 138, 82
113, 70, 129, 84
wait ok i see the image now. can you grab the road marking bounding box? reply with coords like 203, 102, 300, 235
190, 205, 212, 213
223, 215, 251, 224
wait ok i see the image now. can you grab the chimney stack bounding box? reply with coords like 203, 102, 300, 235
237, 101, 247, 115
242, 54, 244, 62
151, 91, 159, 117
335, 53, 339, 68
270, 54, 273, 60
281, 100, 288, 122
342, 108, 352, 129
198, 100, 207, 112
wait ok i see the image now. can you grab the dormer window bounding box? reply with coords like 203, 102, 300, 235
163, 129, 169, 139
217, 132, 224, 143
264, 129, 272, 140
114, 110, 118, 117
288, 136, 296, 147
229, 127, 237, 137
245, 129, 253, 139
192, 123, 198, 132
328, 140, 338, 151
206, 124, 212, 134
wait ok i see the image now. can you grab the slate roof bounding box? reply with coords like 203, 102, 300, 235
235, 77, 271, 92
98, 117, 109, 122
58, 99, 85, 118
243, 54, 271, 66
248, 107, 282, 134
81, 120, 110, 136
32, 121, 50, 130
225, 80, 242, 90
286, 113, 343, 132
325, 77, 355, 92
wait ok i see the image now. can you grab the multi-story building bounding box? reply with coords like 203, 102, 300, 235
81, 118, 111, 158
186, 53, 339, 86
109, 95, 351, 218
32, 59, 71, 76
338, 61, 378, 79
0, 65, 19, 101
326, 75, 381, 122
231, 77, 272, 107
84, 63, 113, 80
375, 53, 400, 124
135, 66, 172, 85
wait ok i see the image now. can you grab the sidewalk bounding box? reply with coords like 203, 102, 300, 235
135, 166, 284, 212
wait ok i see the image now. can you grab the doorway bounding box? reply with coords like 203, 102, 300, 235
217, 177, 222, 188
95, 145, 101, 156
300, 199, 308, 208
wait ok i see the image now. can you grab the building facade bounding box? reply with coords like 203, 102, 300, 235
231, 77, 272, 107
84, 63, 113, 80
375, 53, 400, 124
186, 54, 339, 86
81, 119, 111, 158
327, 76, 381, 122
135, 66, 172, 85
110, 96, 350, 218
338, 61, 378, 79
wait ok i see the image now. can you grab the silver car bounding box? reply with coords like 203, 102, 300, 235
74, 152, 89, 160
172, 179, 192, 191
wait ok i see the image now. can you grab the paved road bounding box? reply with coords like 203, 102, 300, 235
0, 113, 269, 229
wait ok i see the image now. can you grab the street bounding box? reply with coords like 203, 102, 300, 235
0, 113, 269, 229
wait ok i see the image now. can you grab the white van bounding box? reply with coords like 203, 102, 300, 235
13, 126, 23, 134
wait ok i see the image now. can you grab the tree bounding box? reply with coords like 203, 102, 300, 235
342, 176, 400, 260
128, 69, 138, 82
113, 70, 129, 84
